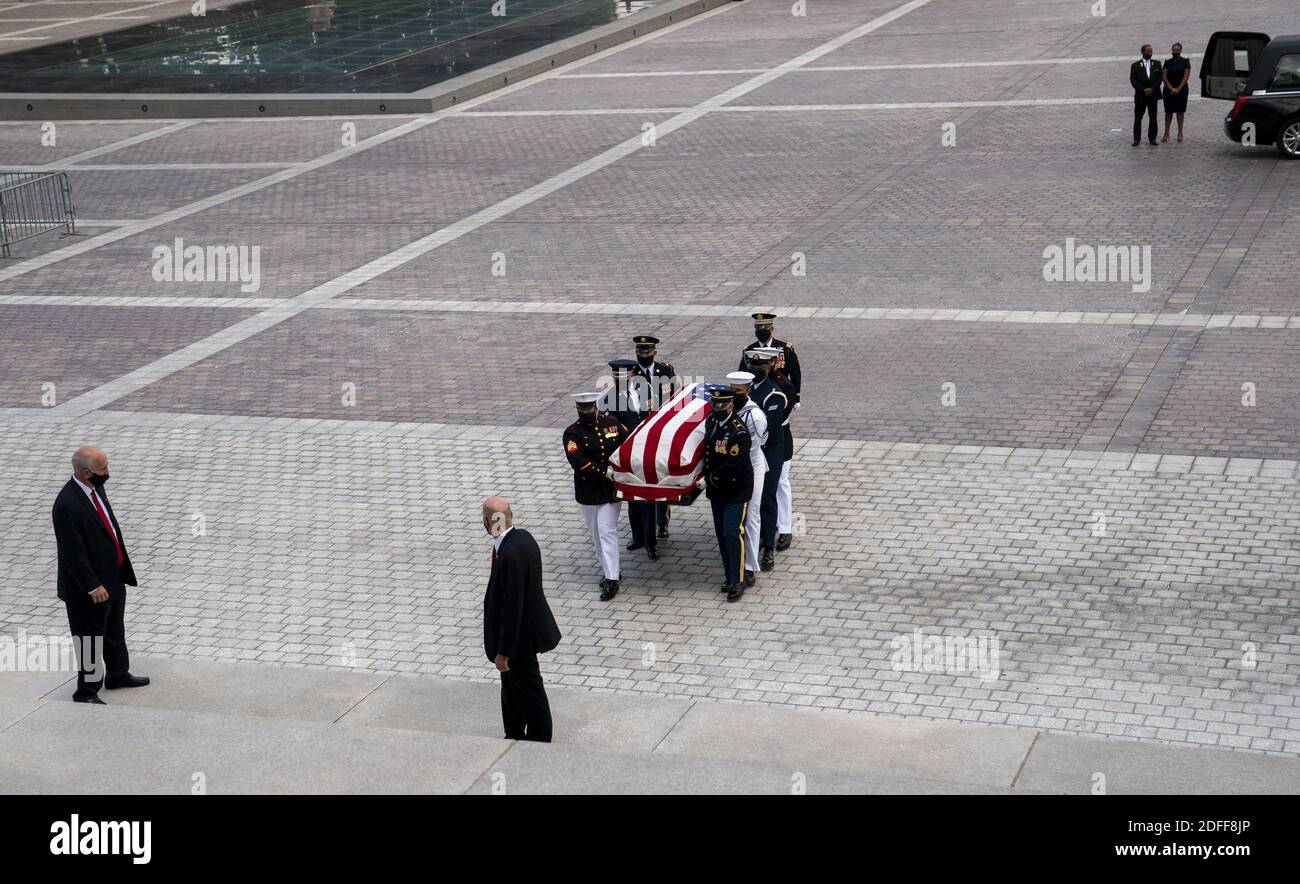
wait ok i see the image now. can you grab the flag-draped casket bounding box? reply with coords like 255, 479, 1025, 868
609, 383, 716, 504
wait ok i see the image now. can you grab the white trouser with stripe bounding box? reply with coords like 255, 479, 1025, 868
744, 469, 765, 575
579, 502, 621, 581
776, 461, 793, 533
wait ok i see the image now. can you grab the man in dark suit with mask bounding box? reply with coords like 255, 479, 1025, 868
482, 496, 562, 742
1131, 44, 1162, 146
52, 445, 149, 704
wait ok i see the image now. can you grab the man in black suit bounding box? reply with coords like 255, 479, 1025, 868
1131, 44, 1163, 146
52, 446, 149, 704
482, 496, 561, 742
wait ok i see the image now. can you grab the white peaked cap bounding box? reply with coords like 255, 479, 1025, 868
726, 371, 755, 385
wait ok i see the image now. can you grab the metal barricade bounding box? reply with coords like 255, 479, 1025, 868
0, 171, 77, 258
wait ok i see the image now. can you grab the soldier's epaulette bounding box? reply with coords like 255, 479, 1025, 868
730, 416, 747, 430
659, 362, 675, 375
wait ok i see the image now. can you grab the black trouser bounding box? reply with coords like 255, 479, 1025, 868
655, 502, 669, 530
627, 500, 657, 552
759, 448, 782, 550
500, 652, 552, 742
64, 592, 129, 700
710, 499, 746, 586
1134, 92, 1159, 142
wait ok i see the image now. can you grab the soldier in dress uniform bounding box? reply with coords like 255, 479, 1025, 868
631, 334, 678, 541
727, 371, 767, 590
741, 317, 800, 551
563, 392, 627, 601
745, 348, 789, 569
738, 312, 801, 402
603, 358, 658, 562
697, 386, 753, 603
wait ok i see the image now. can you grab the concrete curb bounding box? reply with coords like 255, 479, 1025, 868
0, 0, 736, 121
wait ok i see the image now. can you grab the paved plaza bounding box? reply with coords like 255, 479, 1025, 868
1, 0, 1299, 792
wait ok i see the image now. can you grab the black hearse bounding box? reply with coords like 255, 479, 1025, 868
1201, 32, 1300, 157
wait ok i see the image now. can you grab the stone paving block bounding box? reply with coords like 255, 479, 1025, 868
654, 701, 1035, 787
0, 697, 44, 732
338, 672, 691, 751
41, 656, 389, 723
1015, 733, 1300, 795
0, 702, 504, 794
467, 739, 1019, 795
0, 670, 74, 700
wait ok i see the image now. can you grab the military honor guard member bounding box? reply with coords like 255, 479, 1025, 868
727, 371, 768, 588
631, 334, 678, 540
697, 387, 754, 603
604, 358, 658, 561
740, 316, 802, 551
739, 312, 801, 403
563, 392, 627, 601
744, 349, 790, 569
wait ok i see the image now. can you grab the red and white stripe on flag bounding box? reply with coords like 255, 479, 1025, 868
610, 383, 712, 502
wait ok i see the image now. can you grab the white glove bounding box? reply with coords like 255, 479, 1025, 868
695, 477, 707, 490
605, 466, 616, 480
793, 401, 801, 410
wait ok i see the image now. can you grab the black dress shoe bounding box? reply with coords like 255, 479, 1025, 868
760, 549, 775, 571
105, 674, 149, 689
599, 579, 619, 601
657, 526, 669, 539
626, 540, 644, 551
743, 572, 756, 588
720, 581, 731, 593
646, 548, 659, 561
776, 533, 792, 551
725, 583, 745, 603
74, 696, 106, 704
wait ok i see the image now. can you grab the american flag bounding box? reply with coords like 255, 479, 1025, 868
610, 383, 720, 503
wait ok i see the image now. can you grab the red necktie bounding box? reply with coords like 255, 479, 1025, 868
91, 491, 123, 567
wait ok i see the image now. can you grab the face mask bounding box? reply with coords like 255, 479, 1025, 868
713, 405, 731, 421
579, 410, 597, 426
90, 473, 109, 487
755, 328, 771, 342
1142, 51, 1152, 59
734, 394, 749, 409
637, 354, 653, 367
1172, 49, 1181, 57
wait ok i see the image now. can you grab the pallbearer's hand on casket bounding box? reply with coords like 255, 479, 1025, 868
695, 476, 707, 490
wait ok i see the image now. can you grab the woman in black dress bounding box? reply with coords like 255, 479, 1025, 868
1162, 42, 1191, 142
